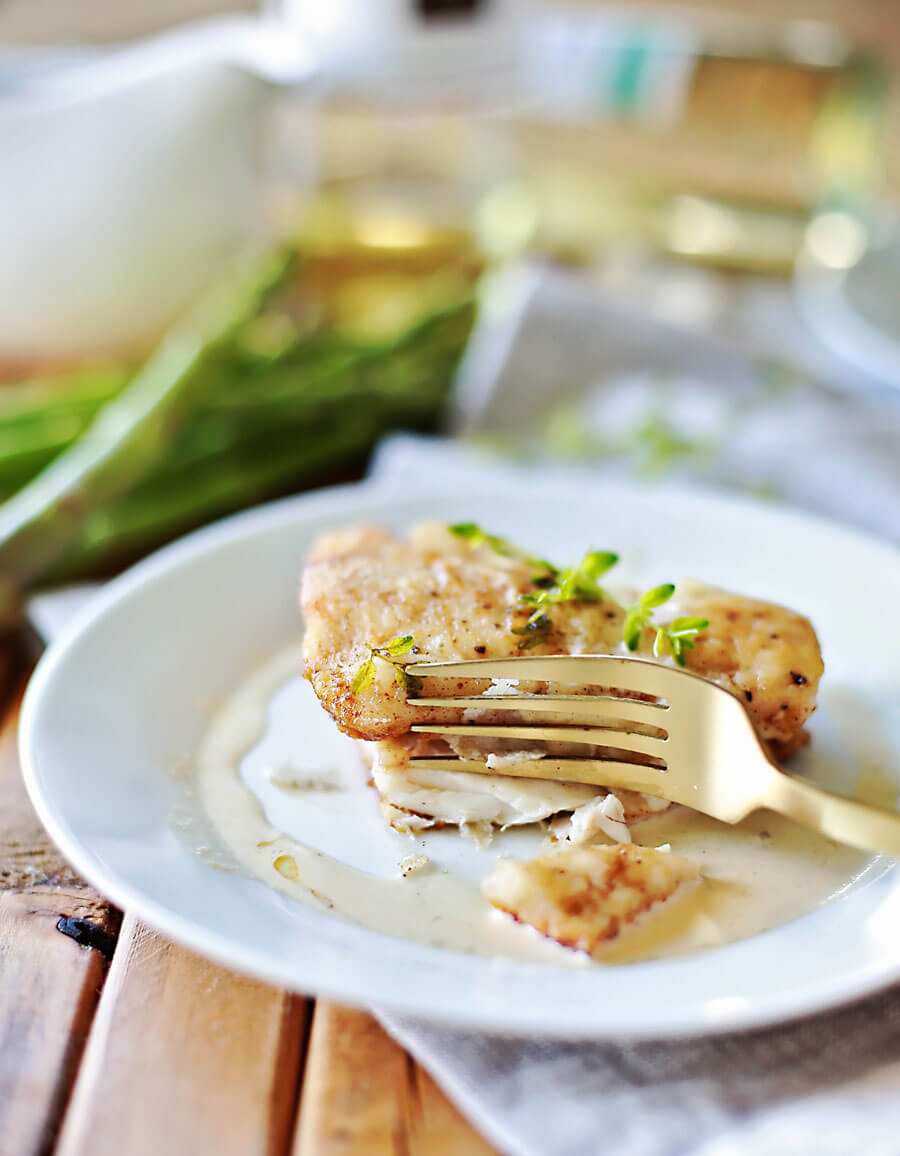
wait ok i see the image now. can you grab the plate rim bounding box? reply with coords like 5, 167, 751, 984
19, 475, 900, 1040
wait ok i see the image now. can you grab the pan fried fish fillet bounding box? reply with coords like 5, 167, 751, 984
302, 523, 822, 749
301, 522, 823, 829
301, 521, 625, 741
483, 844, 700, 953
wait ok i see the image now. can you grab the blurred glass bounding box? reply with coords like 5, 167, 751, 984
268, 1, 889, 276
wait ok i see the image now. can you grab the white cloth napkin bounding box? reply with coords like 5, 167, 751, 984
28, 264, 900, 1156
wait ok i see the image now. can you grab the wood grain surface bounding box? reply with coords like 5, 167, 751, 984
0, 659, 499, 1156
295, 1002, 497, 1156
56, 916, 310, 1156
0, 665, 118, 1156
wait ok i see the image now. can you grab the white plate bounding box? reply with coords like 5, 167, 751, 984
20, 478, 900, 1039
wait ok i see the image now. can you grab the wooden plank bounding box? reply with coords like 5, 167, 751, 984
0, 666, 119, 1156
293, 1002, 498, 1156
56, 915, 310, 1156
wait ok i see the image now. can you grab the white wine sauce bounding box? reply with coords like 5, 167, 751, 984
189, 646, 875, 966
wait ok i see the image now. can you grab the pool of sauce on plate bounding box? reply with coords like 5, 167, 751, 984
188, 646, 875, 966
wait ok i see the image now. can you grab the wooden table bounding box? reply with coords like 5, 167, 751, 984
0, 648, 499, 1156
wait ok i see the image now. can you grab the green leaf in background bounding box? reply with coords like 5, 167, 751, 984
0, 245, 297, 603
0, 245, 477, 623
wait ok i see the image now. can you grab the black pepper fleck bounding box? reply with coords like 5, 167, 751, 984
790, 671, 807, 686
474, 645, 486, 655
744, 690, 753, 702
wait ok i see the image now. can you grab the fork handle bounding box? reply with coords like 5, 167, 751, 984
762, 771, 900, 857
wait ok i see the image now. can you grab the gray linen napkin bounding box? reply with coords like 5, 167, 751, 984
378, 995, 900, 1156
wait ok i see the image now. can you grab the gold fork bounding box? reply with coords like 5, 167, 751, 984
405, 654, 900, 857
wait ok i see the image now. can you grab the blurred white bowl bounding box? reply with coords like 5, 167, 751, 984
0, 17, 312, 362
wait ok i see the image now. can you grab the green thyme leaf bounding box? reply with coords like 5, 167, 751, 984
448, 522, 515, 558
384, 634, 415, 657
578, 550, 621, 584
640, 583, 675, 610
652, 616, 708, 665
622, 582, 676, 651
554, 550, 619, 602
448, 522, 481, 541
512, 610, 552, 635
352, 636, 419, 695
351, 656, 376, 694
448, 523, 557, 577
516, 632, 548, 651
511, 609, 552, 650
508, 547, 620, 641
518, 548, 619, 613
623, 611, 644, 652
667, 616, 708, 635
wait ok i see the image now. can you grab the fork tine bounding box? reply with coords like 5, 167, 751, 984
408, 756, 669, 795
407, 654, 676, 699
410, 723, 666, 760
407, 695, 668, 728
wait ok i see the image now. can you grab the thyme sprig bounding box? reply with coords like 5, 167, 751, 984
622, 584, 676, 651
521, 549, 618, 606
512, 549, 619, 649
518, 549, 619, 626
450, 523, 622, 647
449, 522, 708, 662
511, 609, 553, 650
623, 585, 707, 666
654, 617, 709, 665
448, 523, 557, 581
352, 635, 421, 694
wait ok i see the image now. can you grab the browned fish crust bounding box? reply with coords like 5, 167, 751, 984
300, 523, 823, 753
483, 843, 700, 953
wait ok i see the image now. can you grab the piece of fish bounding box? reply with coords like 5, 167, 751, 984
302, 522, 823, 759
361, 733, 664, 833
483, 843, 700, 953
